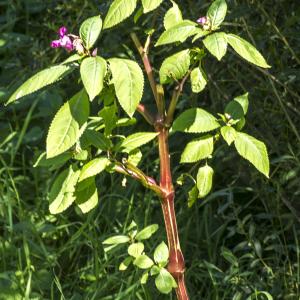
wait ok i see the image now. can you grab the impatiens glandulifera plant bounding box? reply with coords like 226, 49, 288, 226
7, 0, 271, 298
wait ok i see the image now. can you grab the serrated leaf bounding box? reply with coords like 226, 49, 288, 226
46, 90, 89, 158
234, 93, 249, 114
136, 224, 159, 241
103, 0, 137, 29
79, 157, 109, 182
225, 93, 249, 121
119, 257, 133, 271
7, 65, 74, 104
155, 268, 177, 294
102, 235, 130, 245
109, 58, 144, 117
141, 0, 163, 13
49, 166, 80, 214
234, 132, 269, 177
118, 132, 158, 153
172, 108, 220, 133
159, 49, 190, 84
196, 165, 214, 198
190, 67, 207, 93
227, 34, 271, 68
80, 56, 107, 101
133, 255, 154, 269
180, 135, 214, 163
128, 242, 144, 258
154, 242, 169, 265
221, 126, 236, 145
75, 179, 98, 213
207, 0, 227, 30
79, 15, 103, 49
203, 32, 227, 61
156, 20, 197, 46
164, 1, 182, 30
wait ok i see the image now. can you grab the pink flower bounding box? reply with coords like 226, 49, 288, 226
197, 16, 208, 26
51, 26, 74, 52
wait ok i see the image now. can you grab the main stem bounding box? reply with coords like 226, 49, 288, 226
156, 123, 189, 300
131, 33, 189, 299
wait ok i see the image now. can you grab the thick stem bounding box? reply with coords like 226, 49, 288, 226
156, 124, 189, 300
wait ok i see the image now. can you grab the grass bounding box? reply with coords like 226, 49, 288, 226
0, 0, 300, 299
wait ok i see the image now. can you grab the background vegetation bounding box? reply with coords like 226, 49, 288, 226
0, 0, 299, 299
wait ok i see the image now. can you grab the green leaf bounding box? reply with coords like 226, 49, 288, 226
180, 135, 214, 163
140, 271, 149, 284
46, 90, 89, 158
34, 152, 72, 169
172, 108, 220, 133
225, 93, 249, 121
188, 185, 199, 208
118, 132, 158, 153
159, 49, 190, 84
102, 235, 130, 245
190, 67, 207, 93
155, 20, 197, 46
128, 149, 142, 166
234, 132, 270, 177
103, 0, 137, 29
7, 65, 73, 104
133, 255, 154, 269
196, 165, 214, 198
80, 56, 107, 101
79, 157, 109, 182
155, 268, 177, 294
119, 257, 133, 271
227, 34, 271, 68
221, 126, 237, 145
150, 265, 160, 276
192, 28, 210, 43
207, 0, 227, 30
203, 32, 228, 61
49, 166, 80, 214
81, 129, 112, 150
128, 242, 144, 258
164, 1, 182, 30
154, 242, 169, 265
109, 58, 144, 117
141, 0, 163, 13
136, 224, 159, 241
75, 179, 98, 213
79, 15, 103, 49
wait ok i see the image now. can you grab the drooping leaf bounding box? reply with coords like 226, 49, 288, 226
172, 108, 220, 133
118, 132, 158, 153
234, 132, 269, 177
133, 255, 154, 269
49, 166, 80, 214
155, 268, 177, 294
227, 34, 271, 68
203, 32, 228, 61
180, 135, 214, 163
154, 242, 169, 265
159, 49, 190, 84
103, 0, 137, 29
188, 185, 199, 207
141, 0, 163, 13
7, 65, 74, 104
109, 58, 144, 117
136, 224, 159, 241
46, 90, 89, 158
221, 126, 236, 145
103, 235, 130, 245
80, 56, 107, 101
207, 0, 227, 30
75, 179, 98, 213
196, 165, 214, 198
190, 67, 207, 93
155, 20, 197, 46
78, 157, 109, 182
164, 1, 182, 30
128, 242, 145, 258
79, 15, 103, 49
